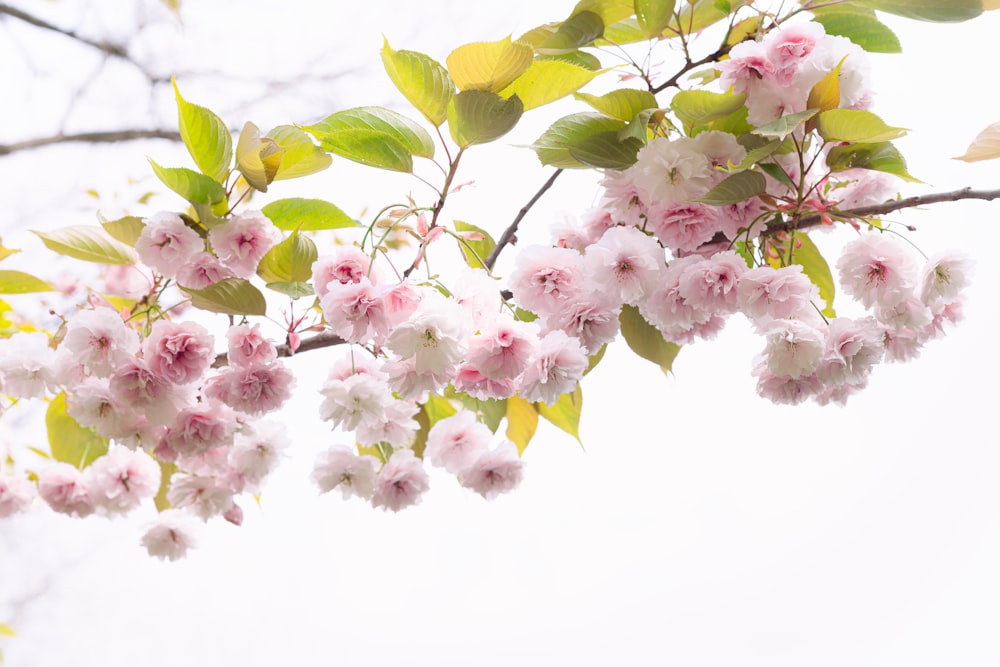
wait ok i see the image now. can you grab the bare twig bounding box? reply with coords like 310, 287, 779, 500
485, 168, 564, 270
0, 3, 128, 58
651, 45, 732, 94
0, 129, 182, 156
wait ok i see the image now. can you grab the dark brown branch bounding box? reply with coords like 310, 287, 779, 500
485, 168, 563, 270
766, 187, 1000, 235
212, 331, 346, 368
0, 3, 129, 58
0, 129, 182, 156
651, 45, 732, 94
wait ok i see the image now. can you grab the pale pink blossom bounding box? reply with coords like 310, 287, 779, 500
371, 449, 429, 512
718, 40, 776, 95
381, 280, 423, 328
753, 362, 823, 405
312, 444, 380, 500
67, 378, 142, 439
584, 225, 664, 304
737, 264, 818, 322
425, 411, 492, 475
37, 462, 95, 517
207, 362, 294, 415
874, 295, 933, 331
135, 212, 203, 277
815, 317, 884, 386
0, 332, 57, 398
717, 197, 766, 241
175, 251, 233, 289
165, 402, 238, 458
225, 323, 277, 368
319, 372, 394, 431
356, 399, 420, 449
320, 277, 389, 344
327, 350, 387, 383
830, 170, 897, 211
385, 292, 468, 376
880, 326, 924, 363
677, 251, 747, 314
765, 21, 825, 79
920, 251, 972, 309
543, 296, 621, 356
142, 320, 214, 385
629, 136, 714, 205
460, 441, 525, 500
86, 446, 161, 516
0, 473, 35, 517
693, 130, 747, 170
639, 255, 713, 337
452, 364, 517, 401
518, 330, 588, 406
109, 357, 193, 425
509, 246, 587, 317
166, 473, 234, 519
311, 246, 376, 299
141, 510, 199, 560
228, 421, 288, 489
761, 319, 825, 378
837, 233, 917, 308
383, 357, 450, 401
645, 202, 722, 252
599, 170, 647, 228
60, 308, 139, 377
207, 210, 280, 278
467, 318, 539, 380
103, 264, 152, 299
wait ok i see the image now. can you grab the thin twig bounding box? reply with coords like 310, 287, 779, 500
0, 129, 182, 156
0, 3, 128, 57
485, 168, 564, 270
212, 330, 346, 368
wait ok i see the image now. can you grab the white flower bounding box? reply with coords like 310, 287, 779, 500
460, 441, 525, 500
371, 449, 429, 512
312, 445, 380, 500
141, 510, 199, 561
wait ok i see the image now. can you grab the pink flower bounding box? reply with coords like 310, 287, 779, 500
61, 308, 139, 377
518, 330, 588, 406
228, 421, 288, 490
676, 251, 747, 314
638, 255, 713, 338
837, 233, 917, 308
583, 225, 664, 305
425, 411, 492, 475
320, 277, 389, 344
737, 265, 818, 322
165, 401, 238, 458
385, 291, 468, 376
719, 40, 776, 95
207, 362, 295, 415
815, 317, 884, 386
460, 441, 525, 500
103, 264, 152, 299
761, 319, 825, 379
135, 212, 204, 277
920, 251, 972, 309
0, 331, 58, 398
142, 320, 214, 385
509, 246, 586, 317
646, 202, 722, 252
109, 357, 193, 425
356, 399, 420, 449
313, 445, 380, 500
86, 446, 161, 516
37, 462, 95, 517
67, 378, 142, 439
311, 247, 376, 299
0, 473, 35, 517
166, 473, 234, 519
629, 136, 714, 205
753, 362, 823, 405
225, 323, 277, 368
319, 372, 394, 431
175, 251, 233, 289
452, 364, 517, 401
371, 449, 429, 512
466, 318, 539, 380
141, 510, 199, 561
765, 21, 825, 78
207, 210, 280, 278
543, 296, 621, 356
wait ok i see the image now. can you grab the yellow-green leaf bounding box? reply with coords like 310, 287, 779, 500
447, 90, 524, 147
634, 0, 677, 38
810, 8, 902, 53
954, 121, 1000, 162
33, 226, 137, 265
806, 56, 845, 115
574, 88, 658, 121
183, 278, 267, 316
695, 170, 767, 205
453, 221, 497, 270
536, 386, 582, 444
815, 109, 907, 143
669, 0, 752, 34
826, 141, 921, 182
46, 393, 109, 469
506, 395, 539, 455
531, 112, 626, 168
305, 107, 435, 172
539, 10, 604, 53
149, 159, 228, 206
256, 231, 318, 284
790, 232, 836, 318
499, 59, 600, 110
100, 215, 145, 246
446, 37, 534, 92
671, 90, 747, 133
567, 131, 643, 169
381, 40, 454, 126
620, 304, 680, 374
236, 121, 285, 193
266, 125, 333, 181
753, 108, 820, 140
851, 0, 981, 22
0, 270, 53, 294
261, 198, 357, 231
173, 77, 232, 183
0, 623, 15, 637
154, 461, 176, 511
0, 239, 19, 262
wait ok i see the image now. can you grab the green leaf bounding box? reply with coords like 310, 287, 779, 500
826, 141, 921, 182
499, 59, 601, 110
453, 221, 497, 270
411, 394, 458, 459
752, 108, 820, 140
810, 9, 902, 53
575, 88, 658, 121
100, 215, 145, 246
148, 160, 227, 206
0, 270, 53, 294
47, 393, 109, 470
954, 121, 1000, 162
33, 226, 137, 265
183, 278, 267, 316
536, 386, 582, 444
381, 40, 455, 126
671, 90, 747, 134
850, 0, 981, 22
537, 50, 603, 70
695, 170, 767, 205
262, 198, 357, 231
305, 107, 435, 172
539, 10, 604, 53
620, 304, 680, 374
256, 231, 318, 284
571, 0, 636, 25
505, 395, 540, 455
531, 112, 626, 168
445, 386, 507, 432
446, 37, 534, 92
600, 17, 647, 44
154, 461, 176, 511
634, 0, 677, 37
806, 57, 845, 114
567, 131, 643, 169
265, 281, 313, 299
236, 121, 284, 193
790, 232, 836, 317
266, 125, 333, 181
758, 162, 796, 191
173, 77, 232, 182
736, 138, 782, 169
447, 90, 524, 147
669, 0, 751, 34
815, 109, 907, 143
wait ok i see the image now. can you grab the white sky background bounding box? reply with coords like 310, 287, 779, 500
1, 1, 1000, 665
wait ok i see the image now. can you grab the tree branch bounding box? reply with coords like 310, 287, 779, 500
0, 129, 182, 156
0, 3, 129, 58
485, 168, 563, 270
212, 331, 346, 368
651, 45, 732, 94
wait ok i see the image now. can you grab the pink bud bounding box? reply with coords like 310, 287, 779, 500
288, 331, 301, 352
416, 212, 429, 236
223, 504, 244, 526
